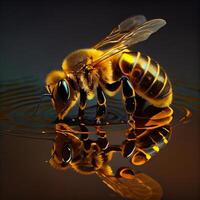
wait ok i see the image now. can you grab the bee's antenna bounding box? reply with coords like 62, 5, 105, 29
33, 93, 52, 115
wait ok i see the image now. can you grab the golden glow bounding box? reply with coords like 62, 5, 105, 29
100, 164, 113, 176
146, 153, 152, 160
119, 168, 135, 180
151, 106, 173, 120
123, 53, 134, 64
158, 131, 169, 144
136, 89, 173, 108
119, 53, 134, 75
45, 70, 66, 86
132, 148, 152, 166
137, 56, 151, 85
87, 91, 95, 100
163, 137, 168, 144
152, 145, 160, 152
135, 52, 141, 67
101, 84, 121, 97
132, 154, 146, 166
144, 63, 160, 94
45, 70, 66, 94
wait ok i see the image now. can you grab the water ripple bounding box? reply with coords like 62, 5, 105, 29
0, 77, 197, 137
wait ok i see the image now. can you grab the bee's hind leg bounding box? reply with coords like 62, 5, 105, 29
121, 77, 137, 157
96, 85, 107, 124
78, 89, 87, 123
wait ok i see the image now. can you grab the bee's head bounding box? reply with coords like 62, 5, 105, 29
45, 70, 79, 120
49, 141, 73, 170
49, 124, 83, 171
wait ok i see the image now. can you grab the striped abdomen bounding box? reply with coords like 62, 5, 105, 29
131, 125, 172, 165
119, 52, 172, 107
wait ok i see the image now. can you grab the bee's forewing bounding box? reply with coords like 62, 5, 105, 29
91, 17, 166, 67
119, 15, 147, 32
123, 19, 166, 47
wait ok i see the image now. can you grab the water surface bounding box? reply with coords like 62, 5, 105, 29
0, 77, 199, 200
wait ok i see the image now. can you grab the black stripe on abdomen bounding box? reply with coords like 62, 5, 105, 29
147, 67, 171, 99
156, 78, 171, 99
136, 125, 172, 157
138, 59, 160, 92
123, 52, 172, 100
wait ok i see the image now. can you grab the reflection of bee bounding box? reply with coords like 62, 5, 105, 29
46, 15, 172, 124
122, 105, 173, 165
49, 123, 163, 200
48, 104, 174, 199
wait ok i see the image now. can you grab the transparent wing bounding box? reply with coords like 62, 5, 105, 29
119, 15, 147, 32
55, 123, 96, 135
93, 16, 165, 49
98, 168, 163, 200
93, 15, 147, 49
123, 19, 166, 47
91, 17, 166, 67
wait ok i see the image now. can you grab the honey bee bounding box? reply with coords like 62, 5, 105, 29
46, 15, 172, 126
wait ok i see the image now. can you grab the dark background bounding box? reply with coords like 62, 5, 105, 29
0, 0, 199, 84
0, 0, 199, 200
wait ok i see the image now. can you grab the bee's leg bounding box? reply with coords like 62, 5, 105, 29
121, 77, 137, 157
96, 85, 106, 124
78, 89, 87, 122
79, 123, 93, 151
96, 125, 109, 150
135, 95, 146, 115
79, 123, 89, 138
122, 77, 136, 130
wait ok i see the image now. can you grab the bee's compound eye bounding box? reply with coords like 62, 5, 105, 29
58, 80, 70, 101
62, 144, 72, 163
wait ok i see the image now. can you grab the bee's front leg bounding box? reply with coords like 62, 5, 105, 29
96, 85, 106, 124
78, 89, 87, 122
